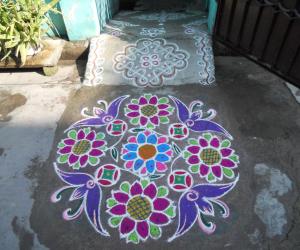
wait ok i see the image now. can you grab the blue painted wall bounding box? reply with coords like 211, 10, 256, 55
48, 0, 217, 40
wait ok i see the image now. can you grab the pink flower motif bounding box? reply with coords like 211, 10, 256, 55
125, 94, 174, 128
107, 180, 175, 244
184, 133, 239, 182
57, 128, 107, 170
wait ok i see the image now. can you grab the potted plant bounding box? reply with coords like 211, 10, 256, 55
0, 0, 65, 75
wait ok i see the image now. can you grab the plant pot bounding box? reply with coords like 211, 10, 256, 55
0, 39, 65, 76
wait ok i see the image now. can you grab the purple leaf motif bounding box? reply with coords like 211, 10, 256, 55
52, 164, 109, 236
66, 95, 129, 130
168, 177, 239, 242
169, 95, 232, 139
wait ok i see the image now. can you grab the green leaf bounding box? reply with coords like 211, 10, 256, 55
167, 107, 174, 113
140, 179, 149, 188
150, 224, 161, 239
129, 128, 146, 133
58, 155, 68, 164
150, 174, 164, 181
109, 217, 122, 227
83, 127, 91, 134
189, 165, 199, 173
223, 168, 235, 179
120, 181, 130, 193
89, 157, 99, 166
188, 138, 198, 145
57, 142, 65, 148
203, 133, 212, 141
159, 116, 169, 124
110, 147, 118, 162
207, 172, 216, 182
72, 162, 81, 170
131, 99, 139, 104
165, 206, 175, 218
221, 139, 231, 148
128, 231, 139, 244
172, 142, 182, 155
147, 123, 155, 129
130, 117, 139, 125
144, 94, 152, 100
96, 132, 105, 140
183, 151, 192, 159
107, 198, 118, 208
68, 130, 77, 139
157, 186, 168, 197
158, 97, 168, 104
229, 154, 239, 163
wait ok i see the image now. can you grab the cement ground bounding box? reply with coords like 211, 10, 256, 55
0, 56, 299, 250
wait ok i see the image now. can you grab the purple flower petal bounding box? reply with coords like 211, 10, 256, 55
59, 146, 72, 154
79, 155, 88, 166
92, 140, 105, 148
120, 217, 135, 235
149, 212, 169, 225
221, 148, 233, 157
89, 149, 103, 157
210, 137, 220, 148
153, 198, 170, 211
143, 183, 157, 199
86, 131, 96, 141
128, 104, 139, 111
113, 192, 129, 204
150, 116, 159, 125
64, 139, 75, 145
212, 165, 222, 178
199, 164, 209, 176
137, 221, 149, 239
109, 204, 126, 215
199, 138, 208, 147
69, 154, 79, 165
158, 110, 170, 116
188, 155, 200, 165
77, 130, 85, 140
221, 159, 235, 168
149, 96, 158, 105
140, 116, 148, 126
139, 97, 148, 105
157, 104, 169, 110
187, 146, 200, 154
127, 111, 140, 118
130, 182, 143, 196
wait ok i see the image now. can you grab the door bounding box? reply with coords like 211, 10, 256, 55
214, 0, 300, 87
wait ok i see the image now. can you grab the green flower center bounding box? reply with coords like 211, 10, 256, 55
73, 140, 91, 155
200, 148, 221, 165
141, 104, 158, 117
127, 196, 152, 221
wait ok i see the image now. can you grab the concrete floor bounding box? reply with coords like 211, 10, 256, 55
0, 3, 300, 249
0, 56, 299, 250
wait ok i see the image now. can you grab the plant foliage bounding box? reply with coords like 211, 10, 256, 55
0, 0, 60, 65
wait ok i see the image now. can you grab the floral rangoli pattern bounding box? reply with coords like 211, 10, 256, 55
51, 94, 239, 244
114, 38, 189, 86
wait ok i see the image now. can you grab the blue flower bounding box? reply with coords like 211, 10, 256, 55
121, 131, 173, 175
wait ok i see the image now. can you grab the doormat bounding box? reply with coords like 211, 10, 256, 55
83, 11, 215, 87
51, 94, 239, 244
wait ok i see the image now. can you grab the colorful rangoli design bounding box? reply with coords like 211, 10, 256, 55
51, 94, 239, 244
114, 39, 189, 86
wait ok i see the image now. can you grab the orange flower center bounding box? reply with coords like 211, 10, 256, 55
138, 144, 157, 160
